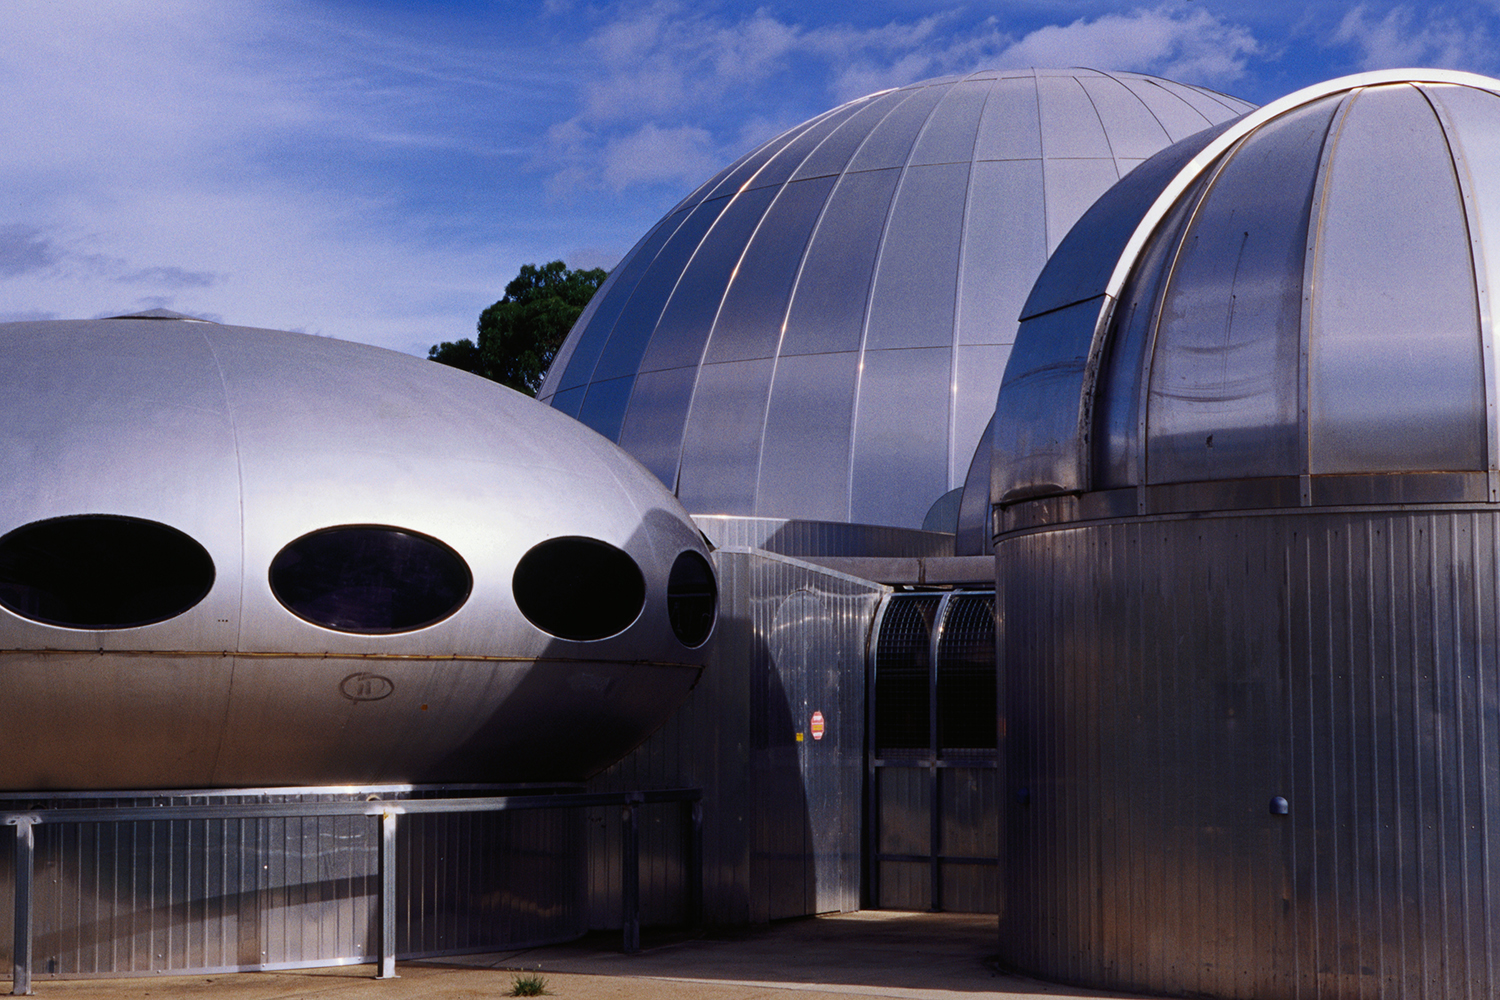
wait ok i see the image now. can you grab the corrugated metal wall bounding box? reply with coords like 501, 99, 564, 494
586, 543, 887, 927
998, 508, 1500, 1000
0, 790, 584, 978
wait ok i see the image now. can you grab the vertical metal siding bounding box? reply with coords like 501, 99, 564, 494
0, 790, 585, 978
998, 508, 1500, 1000
585, 542, 886, 928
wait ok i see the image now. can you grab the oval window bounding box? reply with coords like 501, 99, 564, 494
0, 514, 215, 629
270, 526, 472, 634
513, 537, 645, 641
667, 550, 716, 647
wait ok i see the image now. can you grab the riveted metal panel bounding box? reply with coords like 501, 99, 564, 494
676, 358, 776, 515
780, 168, 901, 357
998, 507, 1500, 999
851, 348, 951, 528
756, 352, 860, 522
957, 159, 1045, 347
908, 80, 986, 166
702, 176, 837, 365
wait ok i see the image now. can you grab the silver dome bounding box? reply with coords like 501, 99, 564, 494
993, 69, 1500, 514
0, 316, 715, 789
988, 72, 1500, 999
540, 68, 1254, 531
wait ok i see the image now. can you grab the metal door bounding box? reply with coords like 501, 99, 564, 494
867, 591, 998, 912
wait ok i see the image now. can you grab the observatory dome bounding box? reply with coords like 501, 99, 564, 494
0, 315, 715, 789
989, 72, 1500, 999
994, 69, 1500, 518
540, 68, 1253, 531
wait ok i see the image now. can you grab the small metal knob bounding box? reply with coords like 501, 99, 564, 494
1270, 796, 1289, 816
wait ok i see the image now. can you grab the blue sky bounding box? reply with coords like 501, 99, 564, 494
3, 0, 1498, 356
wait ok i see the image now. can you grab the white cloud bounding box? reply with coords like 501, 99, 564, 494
603, 124, 718, 191
1334, 5, 1497, 72
0, 0, 571, 354
997, 8, 1259, 85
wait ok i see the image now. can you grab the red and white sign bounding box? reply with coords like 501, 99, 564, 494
810, 711, 825, 740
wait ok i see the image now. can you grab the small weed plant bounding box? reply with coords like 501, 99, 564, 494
508, 970, 551, 996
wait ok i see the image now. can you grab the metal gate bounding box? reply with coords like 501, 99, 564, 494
867, 591, 998, 912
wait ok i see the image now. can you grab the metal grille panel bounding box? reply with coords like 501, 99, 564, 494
874, 596, 941, 755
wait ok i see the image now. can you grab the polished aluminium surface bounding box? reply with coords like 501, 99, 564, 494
998, 508, 1500, 1000
991, 70, 1500, 1000
0, 316, 715, 789
992, 70, 1500, 508
586, 545, 887, 927
540, 69, 1253, 530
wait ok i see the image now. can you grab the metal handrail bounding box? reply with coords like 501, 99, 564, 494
3, 788, 702, 995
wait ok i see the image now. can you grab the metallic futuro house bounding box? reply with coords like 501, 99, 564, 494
992, 70, 1500, 999
539, 68, 1253, 537
0, 313, 716, 790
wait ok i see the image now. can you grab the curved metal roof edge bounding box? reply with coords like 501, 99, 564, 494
1101, 68, 1500, 306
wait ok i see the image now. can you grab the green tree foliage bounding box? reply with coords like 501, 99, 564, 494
429, 260, 607, 396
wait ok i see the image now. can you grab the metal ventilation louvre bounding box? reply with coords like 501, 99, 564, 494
935, 592, 996, 756
872, 594, 940, 755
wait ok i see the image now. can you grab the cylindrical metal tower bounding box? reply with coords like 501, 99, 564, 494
992, 70, 1500, 1000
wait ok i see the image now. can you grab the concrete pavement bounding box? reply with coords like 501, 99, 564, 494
15, 912, 1145, 1000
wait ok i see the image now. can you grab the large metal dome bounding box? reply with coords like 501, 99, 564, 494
0, 315, 715, 789
994, 68, 1500, 513
540, 68, 1253, 530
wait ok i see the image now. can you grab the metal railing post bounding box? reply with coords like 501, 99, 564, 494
10, 817, 36, 996
376, 810, 398, 979
621, 794, 641, 954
